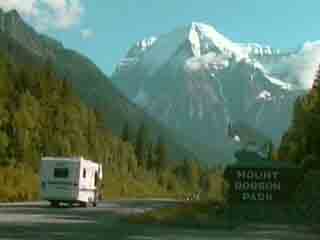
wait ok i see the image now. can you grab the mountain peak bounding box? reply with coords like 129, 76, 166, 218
186, 22, 247, 59
113, 23, 304, 163
126, 36, 157, 58
7, 9, 20, 17
115, 22, 249, 76
0, 8, 26, 32
190, 21, 213, 30
1, 9, 22, 22
0, 8, 64, 58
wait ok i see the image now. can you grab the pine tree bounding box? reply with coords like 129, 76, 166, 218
121, 121, 130, 142
155, 136, 168, 170
135, 123, 149, 168
267, 141, 274, 161
279, 64, 320, 167
183, 159, 201, 190
311, 64, 320, 91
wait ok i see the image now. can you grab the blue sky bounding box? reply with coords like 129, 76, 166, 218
1, 0, 320, 75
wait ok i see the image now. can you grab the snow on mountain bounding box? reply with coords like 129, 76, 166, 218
114, 37, 157, 73
187, 22, 247, 58
126, 37, 157, 58
241, 57, 294, 90
136, 26, 193, 75
112, 22, 307, 163
116, 22, 318, 91
265, 75, 293, 90
256, 90, 272, 101
120, 22, 249, 76
117, 22, 296, 91
185, 53, 230, 72
238, 43, 281, 56
233, 135, 241, 142
260, 41, 320, 89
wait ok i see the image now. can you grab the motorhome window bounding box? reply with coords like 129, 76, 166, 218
83, 168, 86, 178
54, 168, 69, 178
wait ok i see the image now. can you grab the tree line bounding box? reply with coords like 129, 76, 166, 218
277, 65, 320, 220
0, 52, 226, 202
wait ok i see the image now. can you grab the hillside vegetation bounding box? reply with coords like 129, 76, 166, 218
277, 66, 320, 220
0, 52, 226, 202
0, 10, 195, 165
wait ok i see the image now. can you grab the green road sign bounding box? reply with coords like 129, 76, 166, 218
224, 167, 303, 203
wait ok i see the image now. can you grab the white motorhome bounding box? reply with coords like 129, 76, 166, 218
40, 156, 103, 207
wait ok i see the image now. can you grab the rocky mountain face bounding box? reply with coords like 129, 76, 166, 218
0, 9, 195, 161
112, 22, 309, 163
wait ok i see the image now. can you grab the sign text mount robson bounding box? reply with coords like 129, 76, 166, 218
225, 167, 303, 203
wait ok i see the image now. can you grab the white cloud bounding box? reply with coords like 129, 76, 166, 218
0, 0, 38, 16
294, 42, 320, 89
0, 0, 84, 31
267, 42, 320, 90
80, 28, 94, 40
43, 0, 66, 11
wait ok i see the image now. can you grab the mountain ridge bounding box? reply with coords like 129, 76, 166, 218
112, 22, 308, 163
0, 9, 196, 162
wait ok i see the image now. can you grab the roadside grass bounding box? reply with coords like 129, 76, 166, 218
0, 165, 39, 202
103, 174, 170, 200
126, 200, 317, 229
126, 200, 230, 228
102, 167, 188, 200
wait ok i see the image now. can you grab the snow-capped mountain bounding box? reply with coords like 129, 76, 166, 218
238, 43, 281, 56
112, 22, 309, 163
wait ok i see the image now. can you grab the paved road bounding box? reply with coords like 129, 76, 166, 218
0, 201, 319, 240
